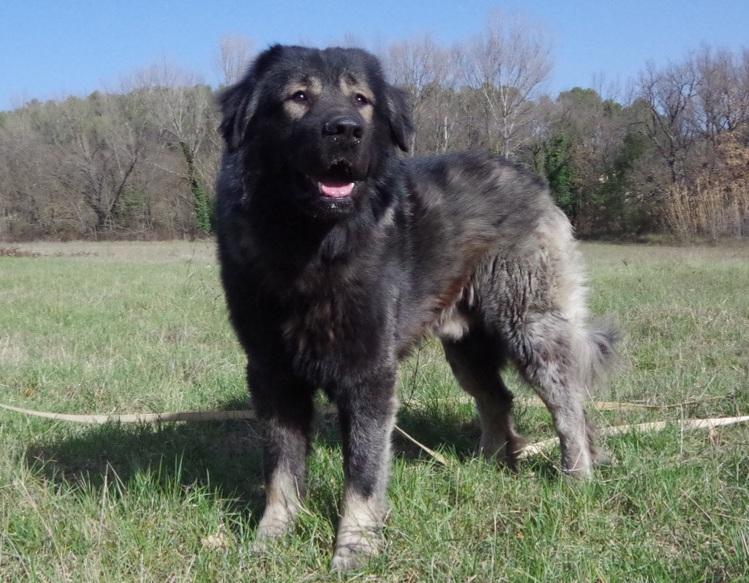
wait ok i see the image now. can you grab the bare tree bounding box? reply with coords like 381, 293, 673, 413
47, 93, 149, 235
693, 46, 746, 140
1, 30, 746, 242
726, 50, 749, 129
130, 64, 219, 234
0, 108, 58, 238
215, 36, 255, 86
384, 35, 456, 153
458, 12, 552, 158
637, 59, 699, 183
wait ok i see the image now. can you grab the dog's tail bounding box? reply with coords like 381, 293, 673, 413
577, 318, 620, 391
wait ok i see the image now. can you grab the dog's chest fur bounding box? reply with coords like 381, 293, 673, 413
269, 225, 398, 381
281, 280, 367, 360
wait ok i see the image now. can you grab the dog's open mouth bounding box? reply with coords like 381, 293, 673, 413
316, 160, 356, 199
318, 181, 354, 198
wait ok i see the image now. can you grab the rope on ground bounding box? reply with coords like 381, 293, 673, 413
2, 402, 747, 467
0, 402, 254, 424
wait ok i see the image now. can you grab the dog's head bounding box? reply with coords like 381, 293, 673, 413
218, 45, 413, 218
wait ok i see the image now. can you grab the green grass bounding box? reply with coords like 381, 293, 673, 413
1, 241, 747, 582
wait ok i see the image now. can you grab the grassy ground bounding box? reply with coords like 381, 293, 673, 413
0, 240, 747, 582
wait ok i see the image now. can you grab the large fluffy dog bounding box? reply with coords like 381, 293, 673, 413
215, 45, 617, 571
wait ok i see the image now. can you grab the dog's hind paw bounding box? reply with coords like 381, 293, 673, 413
480, 430, 527, 470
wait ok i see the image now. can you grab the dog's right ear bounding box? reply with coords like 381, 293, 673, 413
218, 79, 256, 152
218, 45, 285, 152
385, 84, 414, 153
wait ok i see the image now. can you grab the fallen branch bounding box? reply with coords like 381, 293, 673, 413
448, 395, 686, 412
517, 416, 749, 459
520, 397, 654, 412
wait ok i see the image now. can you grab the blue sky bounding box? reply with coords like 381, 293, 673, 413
1, 0, 747, 110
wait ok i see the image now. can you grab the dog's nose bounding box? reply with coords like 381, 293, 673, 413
323, 116, 363, 141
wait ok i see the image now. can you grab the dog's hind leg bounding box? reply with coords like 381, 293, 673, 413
509, 313, 595, 479
331, 370, 398, 572
486, 209, 616, 478
248, 364, 315, 548
442, 330, 525, 468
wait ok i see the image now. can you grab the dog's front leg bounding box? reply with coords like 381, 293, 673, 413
248, 364, 314, 549
331, 370, 398, 572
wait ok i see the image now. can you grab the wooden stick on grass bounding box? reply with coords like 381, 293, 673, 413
517, 415, 749, 459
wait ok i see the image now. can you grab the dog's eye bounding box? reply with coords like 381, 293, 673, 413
291, 90, 308, 103
354, 93, 370, 106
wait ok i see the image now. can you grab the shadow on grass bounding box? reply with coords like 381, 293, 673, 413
24, 396, 268, 522
23, 397, 556, 524
394, 405, 479, 461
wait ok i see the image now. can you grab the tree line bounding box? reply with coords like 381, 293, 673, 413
1, 19, 747, 241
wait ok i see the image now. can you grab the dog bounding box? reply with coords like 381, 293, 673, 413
215, 44, 617, 571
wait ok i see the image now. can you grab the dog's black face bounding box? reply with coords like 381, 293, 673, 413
219, 45, 413, 219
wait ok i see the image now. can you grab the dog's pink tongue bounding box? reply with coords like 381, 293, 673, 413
318, 181, 354, 198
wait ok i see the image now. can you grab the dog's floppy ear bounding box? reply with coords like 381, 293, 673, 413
218, 79, 257, 152
385, 84, 414, 152
218, 45, 285, 152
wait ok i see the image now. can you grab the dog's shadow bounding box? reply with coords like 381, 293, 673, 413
24, 397, 269, 521
24, 397, 552, 525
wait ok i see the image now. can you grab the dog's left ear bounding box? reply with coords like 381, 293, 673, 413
385, 85, 414, 152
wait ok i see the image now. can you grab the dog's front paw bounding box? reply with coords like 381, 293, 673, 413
250, 525, 286, 555
331, 528, 383, 572
250, 506, 297, 554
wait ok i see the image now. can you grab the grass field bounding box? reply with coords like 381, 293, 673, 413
1, 240, 747, 582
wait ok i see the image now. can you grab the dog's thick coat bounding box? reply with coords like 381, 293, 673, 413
215, 45, 617, 570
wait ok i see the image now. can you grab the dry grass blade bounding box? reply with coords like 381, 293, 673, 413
393, 424, 449, 466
